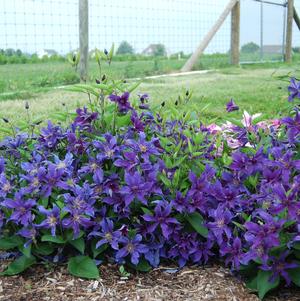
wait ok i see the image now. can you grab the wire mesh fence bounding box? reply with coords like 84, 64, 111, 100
0, 0, 231, 56
0, 0, 299, 63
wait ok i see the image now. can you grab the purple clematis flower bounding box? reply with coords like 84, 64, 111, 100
282, 110, 300, 142
269, 148, 300, 183
208, 206, 233, 245
130, 110, 145, 132
67, 131, 88, 155
39, 121, 65, 149
89, 218, 121, 250
2, 191, 36, 226
143, 202, 180, 239
62, 210, 93, 239
0, 173, 13, 198
126, 132, 160, 160
116, 234, 148, 265
51, 152, 74, 176
18, 227, 38, 248
138, 93, 150, 110
288, 78, 300, 102
271, 184, 300, 219
168, 232, 199, 267
120, 171, 152, 206
220, 237, 243, 270
73, 107, 98, 131
0, 157, 5, 174
40, 164, 65, 197
93, 134, 119, 162
260, 251, 298, 285
244, 211, 284, 257
226, 99, 239, 112
108, 92, 132, 113
171, 191, 190, 213
187, 168, 212, 202
36, 205, 60, 237
114, 151, 140, 173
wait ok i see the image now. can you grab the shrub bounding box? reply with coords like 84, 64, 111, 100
241, 42, 260, 54
116, 41, 134, 55
1, 51, 300, 300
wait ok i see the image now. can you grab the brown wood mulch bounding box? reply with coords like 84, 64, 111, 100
1, 261, 300, 301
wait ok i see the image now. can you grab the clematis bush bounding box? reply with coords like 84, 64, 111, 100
1, 50, 300, 299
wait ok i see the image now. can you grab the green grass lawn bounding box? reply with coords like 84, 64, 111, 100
0, 53, 236, 101
0, 65, 295, 138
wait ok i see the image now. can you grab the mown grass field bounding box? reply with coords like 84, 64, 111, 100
0, 65, 296, 137
0, 54, 234, 100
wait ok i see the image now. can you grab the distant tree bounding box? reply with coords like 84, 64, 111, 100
153, 44, 166, 57
116, 41, 134, 55
241, 42, 260, 54
16, 49, 23, 56
5, 49, 15, 56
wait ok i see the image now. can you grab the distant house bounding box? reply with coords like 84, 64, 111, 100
142, 44, 167, 56
37, 49, 58, 58
262, 45, 283, 54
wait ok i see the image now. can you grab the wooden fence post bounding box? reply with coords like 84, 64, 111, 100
294, 6, 300, 31
79, 0, 89, 81
181, 0, 238, 72
285, 0, 294, 63
231, 0, 240, 65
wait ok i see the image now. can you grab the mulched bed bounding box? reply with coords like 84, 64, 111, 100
1, 261, 300, 301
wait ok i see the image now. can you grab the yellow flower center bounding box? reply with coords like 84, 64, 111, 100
127, 243, 134, 253
48, 216, 57, 226
217, 219, 225, 228
3, 183, 11, 192
105, 233, 112, 241
57, 162, 66, 169
106, 150, 114, 158
139, 145, 147, 153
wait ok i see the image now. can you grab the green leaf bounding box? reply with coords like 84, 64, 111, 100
33, 243, 55, 256
293, 242, 300, 250
116, 114, 131, 127
108, 43, 115, 60
141, 207, 152, 215
127, 81, 141, 93
257, 270, 279, 299
0, 255, 36, 276
288, 266, 300, 286
41, 235, 66, 244
18, 244, 31, 258
0, 236, 23, 250
130, 258, 152, 272
91, 241, 108, 258
69, 237, 85, 254
246, 275, 258, 290
158, 173, 172, 188
68, 256, 99, 279
186, 212, 208, 238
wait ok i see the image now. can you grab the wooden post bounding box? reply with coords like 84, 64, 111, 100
79, 0, 89, 81
285, 0, 294, 63
294, 6, 300, 31
231, 0, 240, 65
181, 0, 238, 72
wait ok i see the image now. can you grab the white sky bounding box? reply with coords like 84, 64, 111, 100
0, 0, 300, 54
